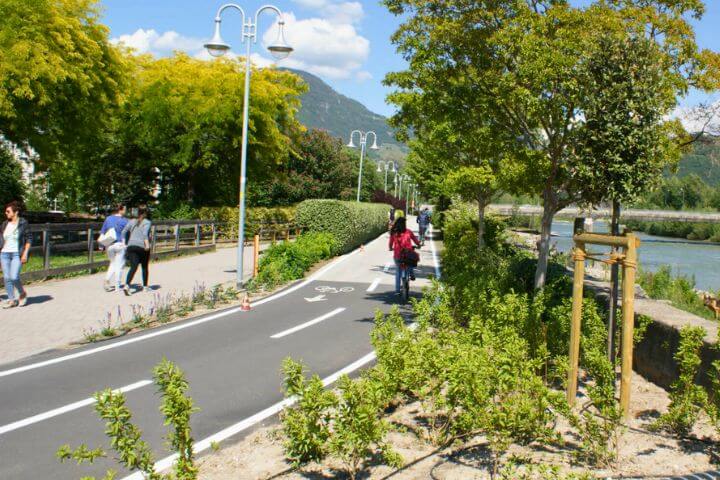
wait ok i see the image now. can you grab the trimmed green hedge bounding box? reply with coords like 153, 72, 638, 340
197, 206, 297, 236
250, 232, 339, 290
295, 200, 391, 253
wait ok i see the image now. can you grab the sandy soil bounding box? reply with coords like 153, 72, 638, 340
197, 371, 718, 480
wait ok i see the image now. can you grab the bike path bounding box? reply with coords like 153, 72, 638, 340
0, 225, 440, 479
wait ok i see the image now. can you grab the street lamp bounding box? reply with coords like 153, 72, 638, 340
204, 3, 293, 288
376, 161, 395, 192
347, 130, 379, 202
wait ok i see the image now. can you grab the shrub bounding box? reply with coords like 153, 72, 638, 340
295, 199, 390, 253
196, 205, 297, 237
280, 359, 402, 479
638, 266, 713, 320
652, 326, 708, 435
250, 232, 339, 290
57, 359, 198, 480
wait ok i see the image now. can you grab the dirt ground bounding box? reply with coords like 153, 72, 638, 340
196, 371, 718, 480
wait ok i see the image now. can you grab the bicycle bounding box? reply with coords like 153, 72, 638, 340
398, 246, 420, 303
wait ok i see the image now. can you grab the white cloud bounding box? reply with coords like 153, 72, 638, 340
356, 70, 372, 82
262, 12, 369, 80
112, 29, 204, 56
672, 100, 720, 135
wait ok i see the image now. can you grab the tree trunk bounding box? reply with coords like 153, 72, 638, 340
533, 194, 557, 290
477, 197, 487, 251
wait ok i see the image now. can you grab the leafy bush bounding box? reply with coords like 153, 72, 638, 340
197, 205, 297, 237
57, 359, 198, 480
250, 232, 339, 290
638, 266, 714, 320
652, 326, 708, 435
295, 199, 390, 253
281, 359, 402, 479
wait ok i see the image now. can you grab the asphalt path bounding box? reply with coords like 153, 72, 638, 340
0, 224, 440, 479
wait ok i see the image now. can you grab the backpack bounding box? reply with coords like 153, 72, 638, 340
396, 231, 419, 267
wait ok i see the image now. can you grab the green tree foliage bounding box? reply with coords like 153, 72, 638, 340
77, 54, 306, 209
0, 0, 129, 161
250, 129, 367, 206
384, 0, 720, 289
0, 145, 25, 206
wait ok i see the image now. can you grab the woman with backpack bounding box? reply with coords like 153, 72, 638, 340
388, 216, 421, 295
1, 201, 31, 308
122, 207, 152, 295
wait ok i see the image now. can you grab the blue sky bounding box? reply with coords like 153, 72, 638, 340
100, 0, 719, 120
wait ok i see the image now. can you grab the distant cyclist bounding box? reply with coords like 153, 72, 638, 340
389, 217, 420, 294
417, 207, 431, 244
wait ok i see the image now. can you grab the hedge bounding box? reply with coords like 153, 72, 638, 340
295, 200, 391, 253
197, 206, 297, 236
250, 232, 339, 290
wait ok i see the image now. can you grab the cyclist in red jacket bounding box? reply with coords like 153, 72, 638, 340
389, 217, 421, 293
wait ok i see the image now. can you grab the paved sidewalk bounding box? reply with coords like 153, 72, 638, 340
0, 246, 257, 366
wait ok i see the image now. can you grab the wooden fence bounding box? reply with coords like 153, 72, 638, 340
1, 220, 304, 285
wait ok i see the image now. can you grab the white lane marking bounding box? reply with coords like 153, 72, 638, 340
0, 233, 389, 378
121, 352, 378, 480
0, 380, 152, 436
429, 226, 441, 280
383, 261, 392, 273
367, 277, 381, 292
270, 308, 346, 339
304, 294, 327, 303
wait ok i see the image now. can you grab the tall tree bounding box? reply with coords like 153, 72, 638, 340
384, 0, 720, 288
0, 0, 129, 161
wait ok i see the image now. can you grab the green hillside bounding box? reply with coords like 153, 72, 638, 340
286, 69, 408, 164
674, 136, 720, 185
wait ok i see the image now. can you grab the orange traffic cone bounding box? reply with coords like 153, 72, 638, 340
241, 293, 251, 311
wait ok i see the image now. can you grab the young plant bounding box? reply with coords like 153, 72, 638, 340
99, 312, 117, 337
57, 359, 198, 480
652, 326, 708, 436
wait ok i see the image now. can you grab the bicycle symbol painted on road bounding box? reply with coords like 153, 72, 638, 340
315, 286, 355, 294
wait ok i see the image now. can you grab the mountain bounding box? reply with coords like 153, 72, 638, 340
286, 69, 408, 163
674, 135, 720, 185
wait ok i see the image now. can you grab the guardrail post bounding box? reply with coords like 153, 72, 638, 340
253, 234, 260, 278
174, 224, 180, 252
272, 229, 276, 245
195, 224, 201, 247
87, 228, 94, 264
211, 223, 217, 245
42, 225, 51, 271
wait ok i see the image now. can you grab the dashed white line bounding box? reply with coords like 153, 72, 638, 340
270, 308, 346, 339
0, 380, 152, 436
366, 278, 381, 292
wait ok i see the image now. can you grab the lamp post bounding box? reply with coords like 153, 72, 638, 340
204, 3, 293, 288
376, 161, 395, 192
347, 130, 380, 202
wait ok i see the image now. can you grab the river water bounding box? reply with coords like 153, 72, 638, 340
550, 220, 720, 291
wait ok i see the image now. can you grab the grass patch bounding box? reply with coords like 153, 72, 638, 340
638, 266, 715, 321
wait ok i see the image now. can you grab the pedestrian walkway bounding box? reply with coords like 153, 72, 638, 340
0, 246, 257, 366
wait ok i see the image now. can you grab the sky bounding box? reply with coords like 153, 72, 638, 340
99, 0, 720, 122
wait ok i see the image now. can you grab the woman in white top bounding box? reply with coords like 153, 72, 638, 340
1, 201, 31, 308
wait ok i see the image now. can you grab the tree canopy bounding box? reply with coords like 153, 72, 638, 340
0, 0, 129, 160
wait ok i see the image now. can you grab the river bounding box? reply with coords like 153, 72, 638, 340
550, 220, 720, 291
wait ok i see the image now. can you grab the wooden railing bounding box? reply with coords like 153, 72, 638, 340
3, 220, 305, 284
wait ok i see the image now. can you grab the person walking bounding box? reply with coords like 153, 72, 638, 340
122, 207, 152, 295
1, 201, 31, 308
100, 204, 128, 292
388, 216, 420, 295
417, 207, 431, 245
